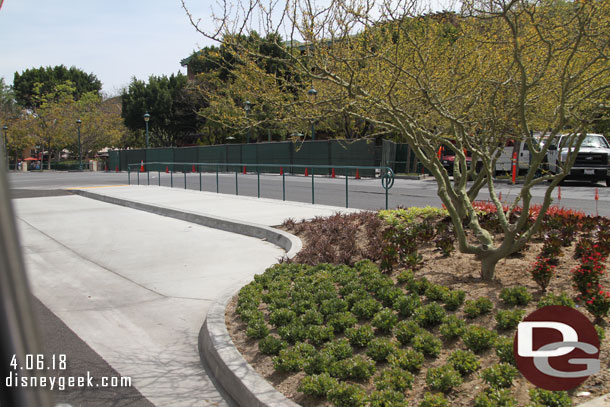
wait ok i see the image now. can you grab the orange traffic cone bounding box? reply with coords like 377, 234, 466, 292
140, 161, 145, 172
595, 188, 599, 201
165, 166, 169, 173
304, 168, 309, 177
558, 186, 561, 201
243, 166, 247, 174
280, 167, 283, 175
355, 169, 360, 179
331, 168, 336, 178
192, 164, 196, 173
115, 166, 119, 173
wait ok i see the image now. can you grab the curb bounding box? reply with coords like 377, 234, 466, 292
70, 189, 302, 259
71, 188, 302, 407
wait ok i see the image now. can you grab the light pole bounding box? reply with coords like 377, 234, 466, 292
143, 112, 150, 149
307, 87, 317, 141
2, 125, 8, 171
76, 119, 82, 171
244, 101, 251, 143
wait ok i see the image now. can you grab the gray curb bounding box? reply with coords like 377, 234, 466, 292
71, 188, 301, 407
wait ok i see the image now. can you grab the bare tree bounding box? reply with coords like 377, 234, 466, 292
183, 0, 610, 280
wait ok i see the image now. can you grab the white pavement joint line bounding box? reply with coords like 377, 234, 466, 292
71, 189, 303, 259
16, 215, 165, 299
199, 288, 300, 407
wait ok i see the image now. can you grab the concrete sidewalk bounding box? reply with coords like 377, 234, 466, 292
14, 186, 358, 407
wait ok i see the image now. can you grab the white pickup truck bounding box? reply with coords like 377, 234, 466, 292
546, 133, 610, 186
491, 133, 610, 186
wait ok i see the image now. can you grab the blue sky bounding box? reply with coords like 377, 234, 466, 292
0, 0, 215, 96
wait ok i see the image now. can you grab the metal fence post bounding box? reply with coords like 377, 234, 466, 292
235, 169, 238, 195
184, 165, 187, 189
311, 167, 315, 204
257, 167, 260, 198
199, 165, 202, 191
171, 168, 173, 188
158, 170, 161, 186
128, 166, 131, 185
137, 169, 140, 185
147, 168, 150, 185
345, 168, 349, 208
282, 171, 285, 201
216, 164, 219, 193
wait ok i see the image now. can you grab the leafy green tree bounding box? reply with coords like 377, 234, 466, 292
121, 73, 204, 147
13, 65, 101, 109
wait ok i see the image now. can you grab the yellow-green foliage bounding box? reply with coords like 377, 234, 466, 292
379, 207, 449, 225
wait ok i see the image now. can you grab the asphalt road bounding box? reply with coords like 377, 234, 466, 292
8, 170, 610, 217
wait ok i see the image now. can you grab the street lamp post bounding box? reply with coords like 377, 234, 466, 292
76, 119, 82, 171
143, 112, 150, 149
2, 125, 8, 171
244, 101, 252, 144
307, 87, 318, 141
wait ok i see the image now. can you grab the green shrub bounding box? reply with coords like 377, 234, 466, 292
297, 373, 338, 397
444, 289, 466, 311
494, 336, 516, 365
320, 298, 348, 316
464, 297, 494, 318
269, 308, 297, 327
448, 349, 481, 376
425, 283, 450, 301
329, 355, 376, 380
246, 318, 269, 339
537, 292, 575, 308
396, 269, 415, 284
500, 286, 532, 307
419, 392, 449, 407
406, 277, 431, 295
368, 389, 409, 407
292, 299, 318, 315
495, 309, 525, 331
463, 325, 497, 353
393, 293, 421, 317
301, 309, 324, 325
481, 363, 519, 389
327, 382, 367, 407
345, 289, 371, 308
412, 331, 443, 358
352, 298, 383, 319
388, 348, 425, 373
474, 388, 517, 407
595, 324, 606, 342
277, 321, 308, 344
307, 324, 335, 346
439, 315, 466, 340
374, 367, 414, 392
273, 342, 315, 372
238, 308, 264, 324
303, 351, 334, 375
378, 286, 406, 307
414, 303, 447, 328
394, 320, 422, 345
327, 311, 358, 333
346, 324, 375, 348
528, 388, 572, 407
426, 364, 463, 393
367, 338, 398, 363
322, 339, 353, 361
258, 335, 287, 355
372, 308, 399, 333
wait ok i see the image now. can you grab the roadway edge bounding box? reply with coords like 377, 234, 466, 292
71, 188, 302, 407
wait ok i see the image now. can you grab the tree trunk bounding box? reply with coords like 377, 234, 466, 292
480, 254, 499, 281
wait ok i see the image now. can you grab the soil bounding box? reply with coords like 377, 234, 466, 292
225, 219, 610, 407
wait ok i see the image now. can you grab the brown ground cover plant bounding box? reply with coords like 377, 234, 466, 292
227, 206, 610, 407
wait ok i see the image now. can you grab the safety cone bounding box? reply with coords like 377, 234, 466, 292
498, 192, 502, 201
115, 166, 119, 173
304, 168, 309, 177
331, 168, 336, 178
243, 166, 247, 174
165, 166, 169, 173
192, 164, 196, 173
355, 169, 360, 179
595, 188, 599, 201
558, 186, 561, 201
280, 167, 283, 175
140, 161, 145, 172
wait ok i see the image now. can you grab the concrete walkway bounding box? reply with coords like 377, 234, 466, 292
13, 186, 358, 407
